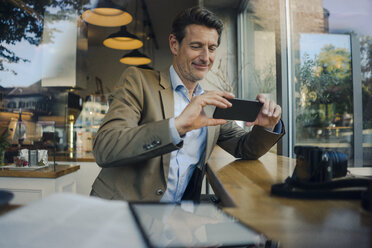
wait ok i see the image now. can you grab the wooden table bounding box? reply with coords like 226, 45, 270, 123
206, 146, 372, 248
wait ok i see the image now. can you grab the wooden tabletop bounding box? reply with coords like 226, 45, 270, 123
206, 146, 372, 248
0, 164, 80, 178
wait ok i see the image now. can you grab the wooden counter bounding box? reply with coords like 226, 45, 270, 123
207, 146, 372, 248
0, 164, 80, 205
0, 164, 80, 178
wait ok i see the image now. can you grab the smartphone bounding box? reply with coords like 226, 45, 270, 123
213, 98, 263, 122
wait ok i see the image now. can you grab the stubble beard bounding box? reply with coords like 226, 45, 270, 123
177, 63, 207, 85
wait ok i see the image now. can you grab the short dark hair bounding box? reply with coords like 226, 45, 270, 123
171, 6, 223, 46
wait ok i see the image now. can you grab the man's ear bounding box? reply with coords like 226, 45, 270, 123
169, 34, 179, 56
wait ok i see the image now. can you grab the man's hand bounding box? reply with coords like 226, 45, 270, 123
246, 94, 281, 131
175, 91, 234, 136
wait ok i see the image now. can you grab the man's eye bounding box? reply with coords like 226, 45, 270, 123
209, 47, 216, 52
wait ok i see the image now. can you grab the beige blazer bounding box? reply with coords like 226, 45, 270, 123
91, 66, 284, 201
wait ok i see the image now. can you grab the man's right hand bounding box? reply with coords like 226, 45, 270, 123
174, 91, 234, 136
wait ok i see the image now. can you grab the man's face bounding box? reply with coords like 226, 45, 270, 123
170, 24, 219, 84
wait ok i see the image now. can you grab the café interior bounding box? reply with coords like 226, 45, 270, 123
0, 0, 371, 247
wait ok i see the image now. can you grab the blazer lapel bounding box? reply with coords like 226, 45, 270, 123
159, 69, 173, 182
159, 69, 174, 119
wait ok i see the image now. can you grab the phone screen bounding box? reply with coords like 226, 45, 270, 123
213, 99, 263, 122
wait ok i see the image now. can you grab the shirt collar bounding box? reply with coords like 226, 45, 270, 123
169, 65, 204, 96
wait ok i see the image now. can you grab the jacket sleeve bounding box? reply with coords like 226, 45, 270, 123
93, 67, 182, 168
217, 120, 285, 160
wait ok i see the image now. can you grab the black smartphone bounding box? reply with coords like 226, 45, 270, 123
213, 98, 263, 122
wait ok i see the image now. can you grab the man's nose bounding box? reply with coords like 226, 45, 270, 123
199, 47, 209, 63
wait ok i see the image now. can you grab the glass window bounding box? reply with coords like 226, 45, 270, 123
0, 1, 92, 160
237, 0, 282, 153
237, 0, 279, 101
289, 0, 372, 166
238, 0, 372, 166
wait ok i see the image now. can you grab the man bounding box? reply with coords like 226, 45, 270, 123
91, 6, 284, 202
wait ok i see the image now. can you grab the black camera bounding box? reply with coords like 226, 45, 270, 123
272, 146, 370, 209
293, 146, 348, 182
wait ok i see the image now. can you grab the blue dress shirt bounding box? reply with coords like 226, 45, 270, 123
161, 66, 207, 202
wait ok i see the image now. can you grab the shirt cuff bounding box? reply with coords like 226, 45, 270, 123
169, 118, 183, 145
273, 120, 283, 134
264, 120, 283, 134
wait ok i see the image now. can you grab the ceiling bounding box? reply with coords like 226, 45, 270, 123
87, 0, 241, 50
87, 0, 198, 50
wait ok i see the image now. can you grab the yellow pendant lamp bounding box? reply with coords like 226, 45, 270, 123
103, 26, 143, 50
120, 49, 151, 65
82, 0, 132, 27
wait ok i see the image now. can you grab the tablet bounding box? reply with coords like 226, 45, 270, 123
129, 202, 278, 248
213, 98, 263, 122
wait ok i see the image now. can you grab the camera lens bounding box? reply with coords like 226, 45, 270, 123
324, 151, 348, 178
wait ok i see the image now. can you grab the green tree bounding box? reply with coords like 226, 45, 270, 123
360, 35, 372, 128
295, 44, 352, 138
316, 44, 352, 114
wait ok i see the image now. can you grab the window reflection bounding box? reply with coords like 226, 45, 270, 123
290, 0, 372, 166
295, 33, 353, 152
238, 0, 372, 166
0, 1, 89, 162
75, 94, 108, 156
238, 0, 278, 101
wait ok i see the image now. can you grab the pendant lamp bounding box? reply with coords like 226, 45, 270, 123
120, 49, 151, 65
82, 0, 132, 27
103, 26, 143, 50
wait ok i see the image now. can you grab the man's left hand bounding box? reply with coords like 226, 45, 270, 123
246, 94, 281, 131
